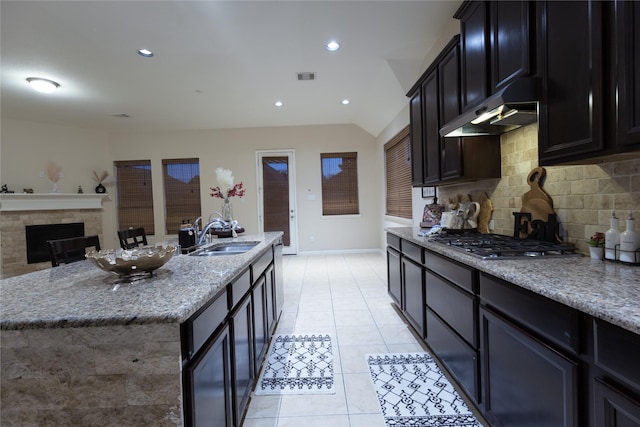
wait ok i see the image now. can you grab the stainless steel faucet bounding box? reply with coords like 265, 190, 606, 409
197, 218, 238, 245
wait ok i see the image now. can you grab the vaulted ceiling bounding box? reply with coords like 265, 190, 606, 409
1, 1, 460, 136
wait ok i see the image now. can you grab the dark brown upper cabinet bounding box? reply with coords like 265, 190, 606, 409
407, 35, 500, 187
422, 70, 442, 184
538, 0, 640, 165
455, 1, 489, 113
409, 89, 425, 186
611, 0, 640, 151
489, 1, 534, 93
537, 0, 605, 164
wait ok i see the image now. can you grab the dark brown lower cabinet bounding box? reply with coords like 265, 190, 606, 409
387, 247, 402, 307
265, 264, 277, 336
183, 324, 233, 427
401, 256, 425, 336
594, 378, 640, 427
387, 234, 640, 427
182, 243, 282, 427
252, 275, 268, 376
426, 308, 479, 403
480, 307, 579, 426
231, 294, 254, 426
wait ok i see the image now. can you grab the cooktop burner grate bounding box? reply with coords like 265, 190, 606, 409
430, 233, 579, 259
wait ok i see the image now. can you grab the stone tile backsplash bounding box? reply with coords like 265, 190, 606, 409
435, 124, 640, 253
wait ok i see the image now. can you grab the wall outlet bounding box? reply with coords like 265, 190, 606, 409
309, 235, 315, 242
39, 171, 45, 178
489, 219, 495, 230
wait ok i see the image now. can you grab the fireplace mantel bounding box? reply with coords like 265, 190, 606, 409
0, 193, 106, 211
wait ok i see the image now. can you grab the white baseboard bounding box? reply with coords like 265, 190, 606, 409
295, 248, 384, 256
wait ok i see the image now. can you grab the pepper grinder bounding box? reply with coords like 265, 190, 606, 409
604, 210, 620, 261
619, 211, 638, 264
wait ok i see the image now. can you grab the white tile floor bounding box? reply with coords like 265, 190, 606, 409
243, 252, 427, 427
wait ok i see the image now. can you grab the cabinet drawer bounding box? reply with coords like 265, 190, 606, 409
426, 271, 477, 347
387, 233, 401, 251
425, 251, 476, 293
594, 319, 640, 391
229, 269, 251, 309
480, 273, 579, 354
252, 247, 273, 282
185, 289, 228, 359
402, 240, 423, 264
426, 308, 479, 403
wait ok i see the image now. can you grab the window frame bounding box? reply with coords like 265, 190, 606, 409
162, 158, 202, 235
384, 126, 413, 219
114, 160, 155, 235
320, 151, 360, 216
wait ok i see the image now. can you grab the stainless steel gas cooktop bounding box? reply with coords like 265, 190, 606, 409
429, 233, 580, 260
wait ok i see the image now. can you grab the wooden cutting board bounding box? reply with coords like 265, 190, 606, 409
477, 192, 493, 234
521, 167, 555, 226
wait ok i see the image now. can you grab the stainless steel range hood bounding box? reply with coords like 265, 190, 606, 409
440, 78, 539, 137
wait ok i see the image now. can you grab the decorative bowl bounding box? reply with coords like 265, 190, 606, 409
85, 245, 176, 277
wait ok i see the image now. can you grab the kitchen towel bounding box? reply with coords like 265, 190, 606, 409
367, 352, 483, 426
255, 334, 334, 395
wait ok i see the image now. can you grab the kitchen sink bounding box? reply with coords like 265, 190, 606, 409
189, 242, 259, 256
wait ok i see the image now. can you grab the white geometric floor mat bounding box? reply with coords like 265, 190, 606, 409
367, 353, 483, 426
255, 334, 334, 395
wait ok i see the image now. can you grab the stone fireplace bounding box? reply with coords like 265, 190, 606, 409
0, 194, 104, 278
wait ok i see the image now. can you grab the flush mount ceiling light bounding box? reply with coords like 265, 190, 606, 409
325, 40, 340, 52
341, 99, 350, 105
137, 48, 154, 58
274, 101, 284, 107
26, 77, 60, 94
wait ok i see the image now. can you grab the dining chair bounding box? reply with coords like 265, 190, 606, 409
117, 227, 148, 249
47, 235, 101, 267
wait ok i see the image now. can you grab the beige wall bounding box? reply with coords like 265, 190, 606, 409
2, 119, 381, 254
3, 111, 638, 262
1, 118, 112, 193
376, 18, 461, 249
433, 124, 640, 254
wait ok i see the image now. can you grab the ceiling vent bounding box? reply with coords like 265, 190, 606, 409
111, 113, 130, 118
297, 72, 316, 81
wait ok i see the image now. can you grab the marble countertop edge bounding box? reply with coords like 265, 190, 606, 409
0, 232, 283, 331
386, 227, 640, 335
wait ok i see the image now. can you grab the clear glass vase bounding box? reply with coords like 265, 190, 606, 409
222, 199, 233, 221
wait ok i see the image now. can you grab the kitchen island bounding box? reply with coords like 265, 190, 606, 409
0, 232, 283, 426
387, 227, 640, 427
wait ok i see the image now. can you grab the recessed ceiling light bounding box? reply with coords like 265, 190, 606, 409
325, 41, 340, 52
274, 101, 284, 107
137, 48, 154, 58
341, 99, 350, 105
26, 77, 60, 94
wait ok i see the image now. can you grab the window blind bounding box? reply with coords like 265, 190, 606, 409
384, 126, 412, 219
321, 152, 359, 215
261, 156, 290, 246
162, 158, 201, 234
115, 160, 155, 234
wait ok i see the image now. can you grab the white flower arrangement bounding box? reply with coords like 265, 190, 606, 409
210, 168, 245, 200
215, 168, 234, 193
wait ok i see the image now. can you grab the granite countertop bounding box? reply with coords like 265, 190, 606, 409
387, 227, 640, 335
0, 232, 282, 331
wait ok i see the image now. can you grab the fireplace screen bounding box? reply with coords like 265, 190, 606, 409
25, 223, 85, 264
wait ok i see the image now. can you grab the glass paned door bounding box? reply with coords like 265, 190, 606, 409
257, 151, 297, 254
